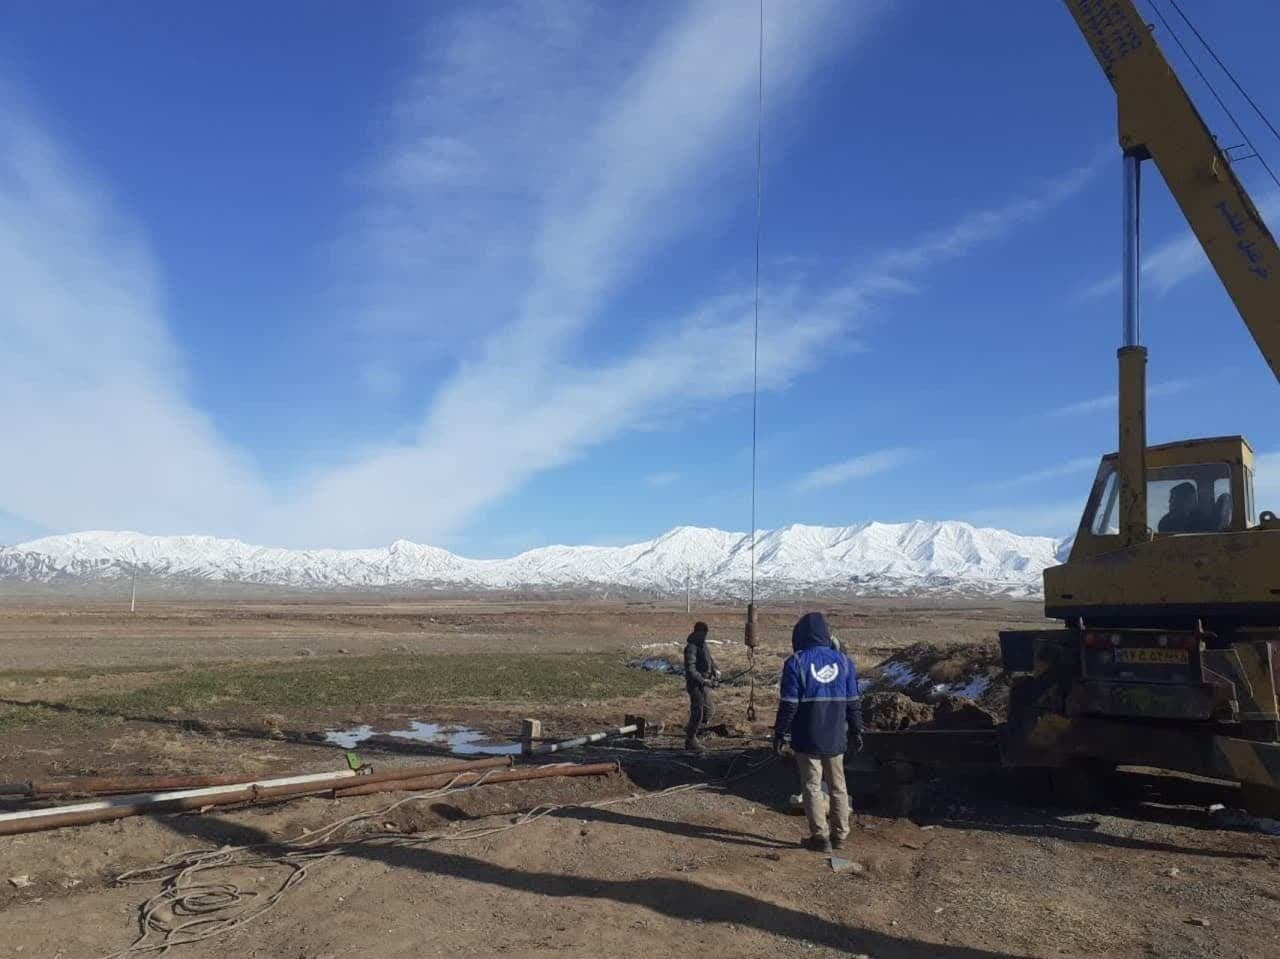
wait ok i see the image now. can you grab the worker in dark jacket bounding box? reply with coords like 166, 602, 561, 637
684, 621, 719, 751
774, 611, 863, 853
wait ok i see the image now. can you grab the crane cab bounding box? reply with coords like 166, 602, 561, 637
1070, 436, 1265, 559
1046, 435, 1280, 631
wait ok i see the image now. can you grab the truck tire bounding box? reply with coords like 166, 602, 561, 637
1241, 783, 1280, 818
1049, 760, 1114, 809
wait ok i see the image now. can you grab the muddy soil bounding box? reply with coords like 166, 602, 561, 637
2, 599, 1277, 959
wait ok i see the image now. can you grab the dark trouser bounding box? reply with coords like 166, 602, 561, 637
686, 686, 714, 743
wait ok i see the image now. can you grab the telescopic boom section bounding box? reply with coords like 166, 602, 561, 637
1063, 0, 1280, 381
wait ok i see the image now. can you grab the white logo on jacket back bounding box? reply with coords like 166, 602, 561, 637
809, 662, 840, 684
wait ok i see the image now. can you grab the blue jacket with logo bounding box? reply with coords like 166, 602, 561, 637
774, 612, 862, 757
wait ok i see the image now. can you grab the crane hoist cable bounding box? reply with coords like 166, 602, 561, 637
1165, 0, 1280, 154
743, 0, 764, 723
1146, 0, 1280, 192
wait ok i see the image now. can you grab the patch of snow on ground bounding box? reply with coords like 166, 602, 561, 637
870, 661, 927, 690
940, 675, 992, 700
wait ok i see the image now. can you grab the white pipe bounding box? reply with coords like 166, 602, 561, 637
529, 724, 638, 756
0, 769, 356, 824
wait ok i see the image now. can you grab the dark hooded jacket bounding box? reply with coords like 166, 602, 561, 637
683, 625, 718, 693
774, 612, 862, 757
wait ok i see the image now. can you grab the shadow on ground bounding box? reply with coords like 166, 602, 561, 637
156, 805, 1029, 959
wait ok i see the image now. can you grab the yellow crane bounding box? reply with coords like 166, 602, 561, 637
998, 0, 1280, 810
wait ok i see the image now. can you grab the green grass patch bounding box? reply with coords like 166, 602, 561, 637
0, 701, 120, 734
80, 652, 669, 716
0, 663, 183, 683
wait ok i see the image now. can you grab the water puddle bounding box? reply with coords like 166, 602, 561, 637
324, 721, 522, 755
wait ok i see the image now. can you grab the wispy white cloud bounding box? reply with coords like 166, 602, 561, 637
1076, 193, 1280, 302
347, 1, 646, 358
1047, 378, 1193, 418
991, 456, 1098, 490
0, 2, 1102, 549
796, 448, 920, 492
0, 109, 273, 537
870, 163, 1099, 277
644, 472, 682, 488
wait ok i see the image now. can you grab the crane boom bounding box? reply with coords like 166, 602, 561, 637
1063, 0, 1280, 381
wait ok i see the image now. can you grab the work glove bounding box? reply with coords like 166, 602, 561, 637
772, 732, 786, 756
850, 731, 865, 753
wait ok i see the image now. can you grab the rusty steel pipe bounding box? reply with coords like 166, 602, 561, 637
21, 756, 511, 802
0, 756, 513, 837
331, 755, 511, 790
29, 772, 274, 798
333, 761, 620, 799
0, 774, 346, 837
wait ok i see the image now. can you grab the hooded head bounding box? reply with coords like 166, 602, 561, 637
1169, 481, 1197, 513
689, 621, 709, 644
791, 612, 832, 651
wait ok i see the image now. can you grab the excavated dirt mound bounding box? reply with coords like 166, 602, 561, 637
860, 691, 997, 731
862, 691, 936, 731
931, 693, 997, 729
864, 641, 1008, 718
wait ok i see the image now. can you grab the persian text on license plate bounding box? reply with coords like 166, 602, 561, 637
1115, 648, 1189, 665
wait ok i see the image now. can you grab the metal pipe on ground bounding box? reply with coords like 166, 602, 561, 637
322, 755, 510, 792
527, 725, 637, 756
0, 756, 513, 837
0, 771, 354, 837
28, 772, 282, 799
332, 761, 620, 798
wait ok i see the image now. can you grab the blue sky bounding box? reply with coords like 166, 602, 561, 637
1, 0, 1278, 554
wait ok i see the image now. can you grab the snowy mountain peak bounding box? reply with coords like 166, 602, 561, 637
0, 523, 1069, 598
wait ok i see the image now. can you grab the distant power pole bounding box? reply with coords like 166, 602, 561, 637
686, 570, 691, 614
130, 568, 138, 614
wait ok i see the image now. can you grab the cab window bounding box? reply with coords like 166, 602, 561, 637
1148, 463, 1232, 533
1088, 468, 1119, 535
1245, 466, 1257, 527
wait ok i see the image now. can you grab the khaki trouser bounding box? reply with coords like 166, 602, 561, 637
795, 752, 850, 841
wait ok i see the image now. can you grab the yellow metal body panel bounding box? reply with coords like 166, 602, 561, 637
1053, 436, 1280, 625
1062, 0, 1280, 380
1046, 527, 1280, 623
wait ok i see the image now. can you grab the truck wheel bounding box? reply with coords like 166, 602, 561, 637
877, 761, 918, 818
1241, 783, 1280, 818
1049, 760, 1113, 809
1010, 767, 1053, 806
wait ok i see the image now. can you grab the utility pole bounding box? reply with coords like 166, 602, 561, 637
685, 569, 691, 614
130, 568, 138, 614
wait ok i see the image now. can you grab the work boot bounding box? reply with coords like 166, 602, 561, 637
803, 835, 833, 854
831, 835, 847, 851
685, 738, 705, 754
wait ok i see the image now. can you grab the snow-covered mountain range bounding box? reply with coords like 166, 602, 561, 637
0, 522, 1067, 598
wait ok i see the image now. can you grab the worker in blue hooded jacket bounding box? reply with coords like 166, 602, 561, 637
773, 611, 864, 853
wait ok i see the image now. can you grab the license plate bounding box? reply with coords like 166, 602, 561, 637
1114, 648, 1189, 665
